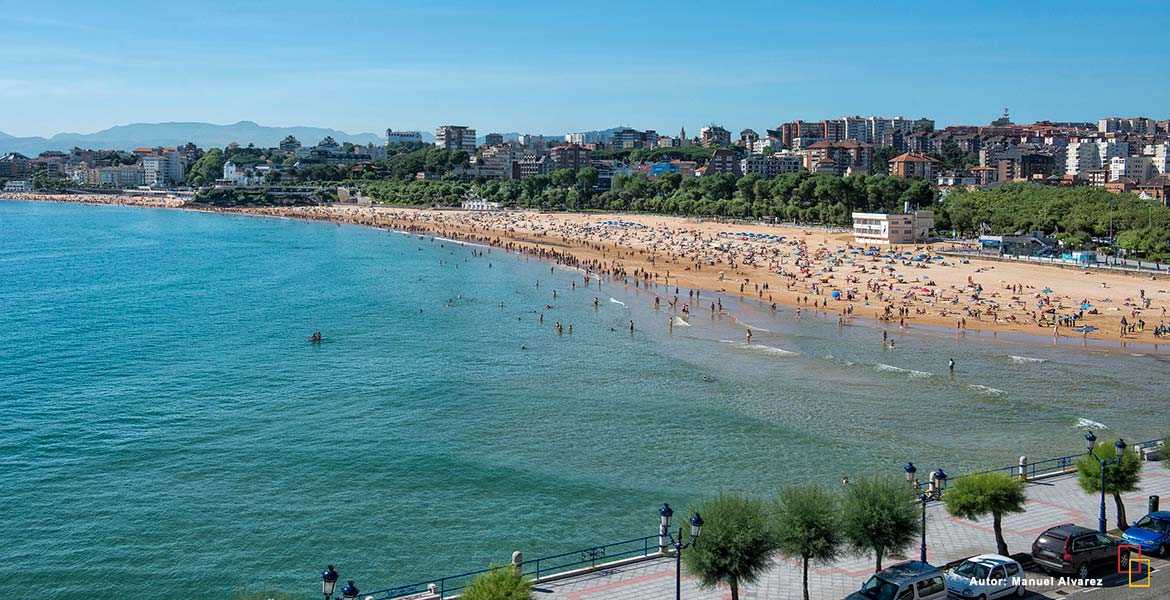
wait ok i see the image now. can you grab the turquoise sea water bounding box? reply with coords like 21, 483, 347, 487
1, 200, 1166, 599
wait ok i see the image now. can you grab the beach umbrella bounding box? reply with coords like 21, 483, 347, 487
831, 291, 841, 299
1081, 302, 1092, 309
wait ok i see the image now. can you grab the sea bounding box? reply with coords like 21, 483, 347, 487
1, 199, 1166, 599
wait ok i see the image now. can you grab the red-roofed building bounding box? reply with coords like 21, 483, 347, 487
549, 143, 591, 171
804, 140, 873, 175
889, 152, 941, 179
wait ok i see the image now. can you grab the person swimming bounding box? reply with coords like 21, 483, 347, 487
308, 331, 322, 342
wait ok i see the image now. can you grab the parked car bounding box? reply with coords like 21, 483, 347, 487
844, 561, 948, 600
1031, 524, 1131, 579
1120, 511, 1170, 556
944, 554, 1026, 599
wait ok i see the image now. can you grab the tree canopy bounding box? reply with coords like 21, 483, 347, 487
773, 484, 842, 600
1076, 439, 1142, 531
683, 493, 778, 600
943, 472, 1027, 556
460, 565, 532, 600
841, 476, 920, 572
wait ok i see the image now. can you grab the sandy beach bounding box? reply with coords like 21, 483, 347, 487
10, 192, 1170, 348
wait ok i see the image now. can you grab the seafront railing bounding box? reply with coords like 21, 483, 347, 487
365, 534, 660, 600
911, 436, 1166, 493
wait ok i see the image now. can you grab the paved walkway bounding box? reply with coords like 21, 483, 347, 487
534, 466, 1170, 600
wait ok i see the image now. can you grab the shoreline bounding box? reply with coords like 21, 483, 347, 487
8, 192, 1170, 354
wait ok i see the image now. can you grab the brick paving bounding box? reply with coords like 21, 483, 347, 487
533, 466, 1170, 600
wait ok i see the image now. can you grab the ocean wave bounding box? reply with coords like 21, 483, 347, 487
874, 364, 934, 379
608, 298, 626, 306
968, 384, 1006, 396
1074, 417, 1108, 430
672, 316, 692, 327
1009, 355, 1047, 364
718, 340, 799, 357
727, 314, 771, 332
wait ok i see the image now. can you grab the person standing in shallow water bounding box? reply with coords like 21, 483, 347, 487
948, 358, 955, 374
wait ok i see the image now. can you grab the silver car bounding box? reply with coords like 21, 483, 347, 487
944, 554, 1025, 599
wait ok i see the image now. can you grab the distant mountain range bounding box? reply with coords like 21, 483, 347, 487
0, 122, 640, 156
0, 121, 393, 155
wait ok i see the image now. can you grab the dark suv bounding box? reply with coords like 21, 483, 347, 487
1031, 524, 1131, 579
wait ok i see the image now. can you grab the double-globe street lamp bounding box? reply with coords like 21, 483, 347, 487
1084, 431, 1127, 534
904, 463, 947, 563
321, 565, 360, 600
659, 503, 704, 600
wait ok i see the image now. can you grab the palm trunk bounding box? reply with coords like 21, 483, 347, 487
1113, 492, 1129, 531
993, 513, 1009, 556
803, 556, 810, 600
730, 576, 739, 600
875, 549, 883, 572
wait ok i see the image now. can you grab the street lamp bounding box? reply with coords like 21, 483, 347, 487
908, 467, 947, 564
341, 580, 360, 600
321, 565, 339, 600
1085, 431, 1127, 533
659, 503, 704, 600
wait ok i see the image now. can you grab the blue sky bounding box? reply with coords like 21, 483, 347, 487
1, 0, 1168, 138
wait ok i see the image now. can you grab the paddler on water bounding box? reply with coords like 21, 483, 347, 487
308, 331, 322, 343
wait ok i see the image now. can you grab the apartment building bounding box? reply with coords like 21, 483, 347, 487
803, 140, 873, 175
700, 125, 732, 147
549, 144, 591, 171
739, 152, 802, 179
435, 125, 477, 151
889, 153, 941, 179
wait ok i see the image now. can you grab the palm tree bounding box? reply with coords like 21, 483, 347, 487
774, 484, 842, 600
682, 493, 778, 600
1077, 437, 1142, 531
943, 472, 1028, 555
841, 476, 920, 572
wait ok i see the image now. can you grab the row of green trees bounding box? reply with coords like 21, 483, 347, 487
355, 170, 935, 223
938, 184, 1170, 256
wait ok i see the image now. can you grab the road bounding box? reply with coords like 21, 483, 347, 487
1022, 553, 1167, 599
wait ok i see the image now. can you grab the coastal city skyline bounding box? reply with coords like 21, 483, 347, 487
6, 3, 1170, 600
3, 1, 1170, 137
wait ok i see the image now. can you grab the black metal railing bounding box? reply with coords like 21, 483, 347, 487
366, 534, 659, 599
913, 437, 1166, 499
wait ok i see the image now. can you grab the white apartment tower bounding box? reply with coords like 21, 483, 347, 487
435, 125, 477, 152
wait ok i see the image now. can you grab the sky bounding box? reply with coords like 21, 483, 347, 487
1, 0, 1168, 138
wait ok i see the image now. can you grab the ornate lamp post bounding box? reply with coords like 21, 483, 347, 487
659, 503, 704, 600
1085, 431, 1127, 533
905, 464, 946, 563
341, 580, 360, 600
321, 565, 339, 600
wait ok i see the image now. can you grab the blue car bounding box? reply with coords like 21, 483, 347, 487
1121, 511, 1170, 555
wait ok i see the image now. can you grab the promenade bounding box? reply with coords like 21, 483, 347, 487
533, 466, 1170, 600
